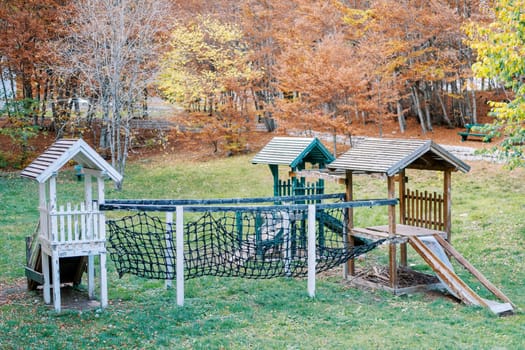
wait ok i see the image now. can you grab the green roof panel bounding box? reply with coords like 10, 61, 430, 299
252, 137, 335, 169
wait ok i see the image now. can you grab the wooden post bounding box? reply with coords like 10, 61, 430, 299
84, 173, 92, 205
176, 206, 184, 306
344, 170, 355, 278
165, 212, 174, 289
307, 204, 316, 298
398, 170, 407, 267
100, 252, 108, 308
444, 170, 452, 243
39, 182, 47, 239
388, 176, 397, 289
52, 251, 61, 312
88, 255, 95, 299
97, 174, 108, 309
269, 165, 279, 197
42, 251, 51, 304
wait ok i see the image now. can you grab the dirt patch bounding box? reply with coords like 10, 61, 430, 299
0, 278, 28, 306
0, 279, 102, 311
351, 265, 439, 288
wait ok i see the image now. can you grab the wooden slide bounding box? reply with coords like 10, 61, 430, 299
408, 234, 514, 316
25, 223, 86, 290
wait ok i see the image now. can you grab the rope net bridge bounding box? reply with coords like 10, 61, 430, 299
101, 194, 396, 283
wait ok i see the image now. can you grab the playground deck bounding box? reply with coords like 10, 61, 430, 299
352, 224, 447, 242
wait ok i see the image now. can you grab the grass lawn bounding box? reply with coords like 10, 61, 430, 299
0, 153, 524, 349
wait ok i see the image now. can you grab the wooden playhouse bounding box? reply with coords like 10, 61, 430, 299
251, 136, 335, 197
326, 137, 514, 315
21, 139, 122, 312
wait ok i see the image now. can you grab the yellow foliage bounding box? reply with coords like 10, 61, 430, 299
157, 16, 259, 108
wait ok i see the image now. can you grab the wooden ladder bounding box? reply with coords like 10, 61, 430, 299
408, 234, 514, 316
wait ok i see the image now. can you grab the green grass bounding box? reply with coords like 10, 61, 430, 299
1, 156, 524, 349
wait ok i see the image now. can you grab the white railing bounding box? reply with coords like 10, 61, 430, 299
40, 202, 105, 244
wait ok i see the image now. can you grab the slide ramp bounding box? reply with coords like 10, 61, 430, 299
408, 235, 514, 316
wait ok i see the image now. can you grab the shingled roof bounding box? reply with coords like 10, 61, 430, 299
252, 137, 335, 169
328, 138, 470, 176
20, 139, 122, 184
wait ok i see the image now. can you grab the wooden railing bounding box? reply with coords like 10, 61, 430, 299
277, 178, 324, 202
41, 202, 105, 244
402, 189, 445, 231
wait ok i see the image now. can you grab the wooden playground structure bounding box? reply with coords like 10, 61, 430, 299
21, 139, 122, 312
258, 136, 514, 315
20, 136, 514, 315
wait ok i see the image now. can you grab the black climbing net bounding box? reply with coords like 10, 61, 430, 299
107, 206, 383, 280
106, 205, 385, 280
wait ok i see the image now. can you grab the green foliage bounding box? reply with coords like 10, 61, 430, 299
0, 98, 40, 168
465, 0, 525, 167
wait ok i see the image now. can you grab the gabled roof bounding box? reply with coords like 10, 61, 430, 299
251, 137, 335, 169
328, 138, 470, 176
21, 139, 123, 184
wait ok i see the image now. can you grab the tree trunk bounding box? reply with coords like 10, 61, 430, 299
470, 89, 477, 124
411, 86, 427, 134
435, 81, 452, 127
0, 65, 11, 117
397, 100, 406, 133
423, 84, 433, 132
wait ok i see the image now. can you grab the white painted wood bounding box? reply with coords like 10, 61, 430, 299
88, 255, 95, 299
100, 253, 108, 308
50, 177, 57, 242
66, 203, 72, 241
281, 211, 291, 277
307, 204, 316, 298
85, 173, 92, 203
39, 183, 47, 241
97, 176, 105, 204
52, 251, 61, 312
24, 139, 118, 312
42, 252, 51, 304
59, 205, 65, 242
21, 139, 122, 184
80, 202, 86, 241
165, 212, 174, 289
176, 206, 184, 306
49, 176, 57, 210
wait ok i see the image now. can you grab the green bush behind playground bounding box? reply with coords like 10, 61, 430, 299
0, 155, 524, 349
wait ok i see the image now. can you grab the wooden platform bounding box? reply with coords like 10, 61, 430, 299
352, 224, 447, 241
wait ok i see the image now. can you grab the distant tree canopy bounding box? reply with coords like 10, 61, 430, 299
466, 0, 525, 168
160, 0, 489, 138
1, 0, 523, 167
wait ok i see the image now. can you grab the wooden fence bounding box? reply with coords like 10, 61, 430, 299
402, 189, 445, 231
277, 178, 324, 201
41, 202, 105, 244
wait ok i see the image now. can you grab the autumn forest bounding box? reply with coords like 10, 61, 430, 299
0, 0, 523, 171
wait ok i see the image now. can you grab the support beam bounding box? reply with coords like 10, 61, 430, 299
100, 253, 108, 308
42, 252, 51, 304
443, 170, 452, 242
344, 170, 355, 277
387, 176, 397, 289
307, 204, 316, 297
176, 206, 184, 306
165, 212, 174, 289
52, 251, 61, 312
88, 255, 95, 299
398, 170, 407, 267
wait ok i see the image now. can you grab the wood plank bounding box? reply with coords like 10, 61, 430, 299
409, 236, 487, 307
433, 234, 514, 307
